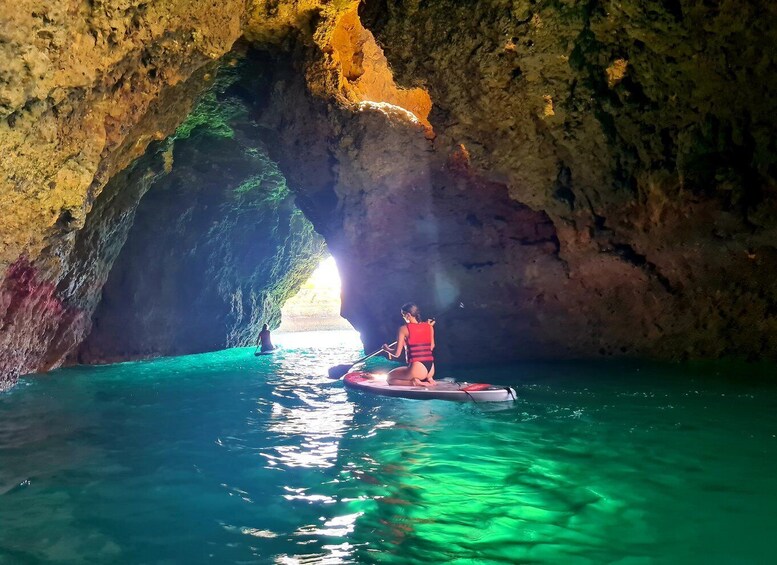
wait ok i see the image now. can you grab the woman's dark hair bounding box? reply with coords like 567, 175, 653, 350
401, 302, 421, 320
261, 323, 268, 331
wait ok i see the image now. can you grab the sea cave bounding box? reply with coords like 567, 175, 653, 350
0, 1, 776, 562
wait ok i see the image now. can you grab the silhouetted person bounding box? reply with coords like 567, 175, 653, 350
258, 323, 276, 352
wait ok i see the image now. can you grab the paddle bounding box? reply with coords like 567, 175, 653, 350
327, 341, 397, 380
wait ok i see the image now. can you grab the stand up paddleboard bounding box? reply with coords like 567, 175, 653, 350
343, 371, 517, 403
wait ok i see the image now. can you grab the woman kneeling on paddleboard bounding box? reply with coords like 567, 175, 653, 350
382, 302, 436, 387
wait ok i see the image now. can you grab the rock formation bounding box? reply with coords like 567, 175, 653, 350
1, 0, 776, 385
77, 65, 325, 363
1, 1, 245, 384
0, 2, 344, 383
356, 0, 777, 360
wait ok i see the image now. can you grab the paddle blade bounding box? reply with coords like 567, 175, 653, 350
328, 364, 353, 379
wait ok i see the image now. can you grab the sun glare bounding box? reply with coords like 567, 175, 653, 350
309, 256, 341, 289
278, 256, 353, 333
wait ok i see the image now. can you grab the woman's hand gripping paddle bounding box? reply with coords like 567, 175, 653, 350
327, 341, 397, 380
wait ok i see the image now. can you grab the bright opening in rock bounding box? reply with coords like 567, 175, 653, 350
278, 256, 355, 333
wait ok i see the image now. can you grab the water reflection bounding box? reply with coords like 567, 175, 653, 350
263, 368, 354, 469
257, 331, 363, 562
2, 339, 776, 564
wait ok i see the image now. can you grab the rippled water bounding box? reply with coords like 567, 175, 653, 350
1, 330, 776, 564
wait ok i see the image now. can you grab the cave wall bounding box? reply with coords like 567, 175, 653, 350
238, 2, 777, 363
0, 1, 246, 384
353, 0, 777, 360
0, 1, 353, 384
0, 62, 220, 382
0, 1, 245, 270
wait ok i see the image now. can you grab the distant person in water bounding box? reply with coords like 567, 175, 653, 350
382, 302, 436, 387
258, 323, 276, 352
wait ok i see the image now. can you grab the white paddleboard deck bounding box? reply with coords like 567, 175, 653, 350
343, 371, 517, 403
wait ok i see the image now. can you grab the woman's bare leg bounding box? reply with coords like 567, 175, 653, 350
426, 364, 436, 385
407, 362, 434, 387
387, 366, 415, 386
387, 364, 433, 386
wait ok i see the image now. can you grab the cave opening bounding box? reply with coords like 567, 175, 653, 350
73, 46, 331, 364
57, 28, 570, 368
69, 7, 438, 366
277, 255, 356, 333
65, 22, 389, 362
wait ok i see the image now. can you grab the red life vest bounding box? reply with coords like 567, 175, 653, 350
405, 322, 434, 364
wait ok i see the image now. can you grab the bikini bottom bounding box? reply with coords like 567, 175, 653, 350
410, 360, 434, 373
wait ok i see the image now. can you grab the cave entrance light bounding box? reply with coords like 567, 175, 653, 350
278, 255, 356, 335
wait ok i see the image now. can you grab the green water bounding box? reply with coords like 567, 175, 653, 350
1, 330, 775, 564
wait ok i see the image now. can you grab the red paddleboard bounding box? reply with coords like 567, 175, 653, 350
343, 371, 517, 403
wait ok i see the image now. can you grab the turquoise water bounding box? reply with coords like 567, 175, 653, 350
1, 330, 776, 564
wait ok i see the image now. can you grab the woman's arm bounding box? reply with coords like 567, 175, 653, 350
384, 326, 407, 359
430, 325, 435, 351
392, 326, 407, 359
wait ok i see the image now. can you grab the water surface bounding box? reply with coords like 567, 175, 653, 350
1, 330, 775, 563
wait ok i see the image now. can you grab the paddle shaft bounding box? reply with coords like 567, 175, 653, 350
328, 340, 399, 379
355, 341, 397, 365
